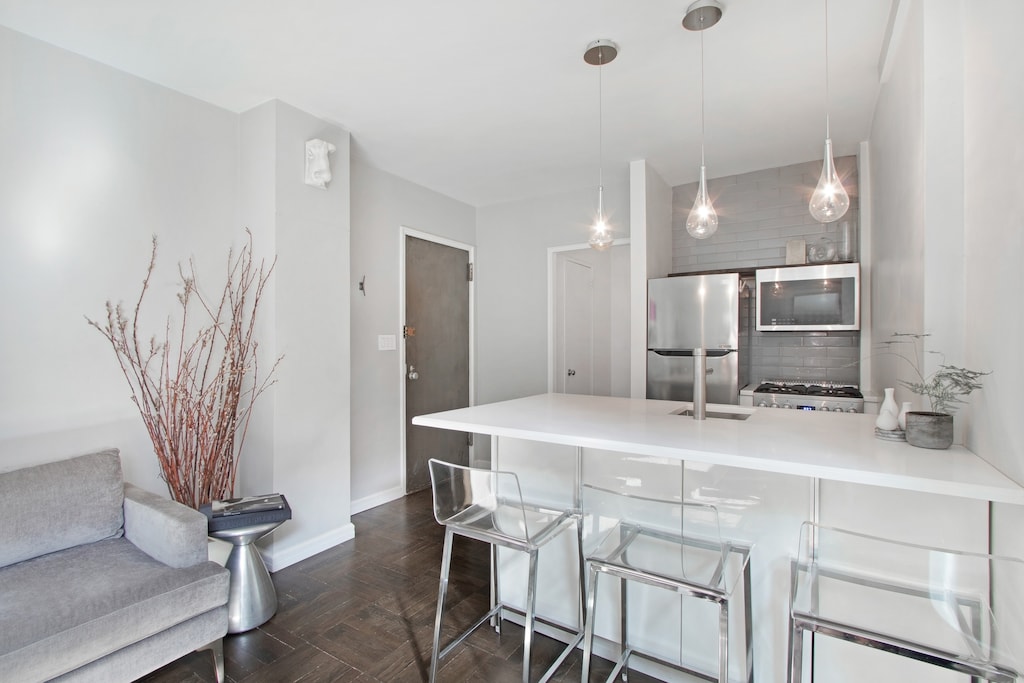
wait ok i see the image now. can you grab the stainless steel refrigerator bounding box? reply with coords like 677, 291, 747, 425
646, 273, 749, 404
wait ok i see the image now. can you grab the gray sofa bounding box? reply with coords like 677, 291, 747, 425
0, 449, 230, 682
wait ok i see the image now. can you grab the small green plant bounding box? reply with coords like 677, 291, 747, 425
880, 333, 989, 415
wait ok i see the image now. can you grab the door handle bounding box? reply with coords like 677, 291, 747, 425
407, 365, 419, 381
567, 369, 576, 377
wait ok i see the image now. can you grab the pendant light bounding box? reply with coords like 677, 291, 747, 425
584, 39, 618, 251
683, 0, 723, 240
808, 0, 850, 223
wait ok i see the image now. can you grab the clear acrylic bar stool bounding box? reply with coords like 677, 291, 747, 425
580, 481, 754, 683
788, 522, 1024, 682
427, 458, 585, 683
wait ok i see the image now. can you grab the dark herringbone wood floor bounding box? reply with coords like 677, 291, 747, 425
140, 489, 656, 683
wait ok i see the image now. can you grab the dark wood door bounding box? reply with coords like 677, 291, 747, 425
404, 235, 470, 493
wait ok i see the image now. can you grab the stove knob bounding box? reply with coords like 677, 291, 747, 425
769, 404, 778, 408
757, 400, 768, 408
783, 404, 792, 409
847, 407, 858, 413
820, 406, 831, 412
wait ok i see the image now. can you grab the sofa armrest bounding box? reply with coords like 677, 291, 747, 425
123, 483, 209, 568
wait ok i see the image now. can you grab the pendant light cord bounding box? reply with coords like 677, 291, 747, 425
824, 0, 830, 139
699, 20, 706, 166
598, 50, 605, 215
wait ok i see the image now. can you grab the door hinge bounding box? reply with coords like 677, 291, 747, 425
467, 263, 474, 282
467, 433, 474, 447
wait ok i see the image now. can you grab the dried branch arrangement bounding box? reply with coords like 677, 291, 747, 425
88, 232, 280, 508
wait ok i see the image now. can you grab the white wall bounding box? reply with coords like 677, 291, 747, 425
919, 2, 965, 381
237, 100, 278, 504
261, 100, 353, 569
869, 0, 1024, 567
962, 0, 1024, 488
0, 28, 354, 571
867, 0, 927, 402
349, 158, 475, 510
629, 161, 672, 398
0, 26, 238, 492
961, 0, 1024, 564
870, 0, 968, 417
609, 244, 631, 396
475, 179, 629, 408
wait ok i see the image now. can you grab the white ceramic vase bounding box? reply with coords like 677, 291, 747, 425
876, 388, 899, 431
897, 401, 912, 431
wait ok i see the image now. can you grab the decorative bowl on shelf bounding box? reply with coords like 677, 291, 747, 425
808, 237, 836, 263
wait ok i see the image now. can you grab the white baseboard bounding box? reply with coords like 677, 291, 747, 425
350, 485, 406, 515
264, 523, 355, 572
253, 485, 409, 572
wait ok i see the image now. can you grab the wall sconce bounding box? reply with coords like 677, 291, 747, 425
304, 139, 336, 189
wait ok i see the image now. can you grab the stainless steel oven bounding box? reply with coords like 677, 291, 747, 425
755, 263, 860, 331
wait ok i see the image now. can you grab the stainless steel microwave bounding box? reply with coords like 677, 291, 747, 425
755, 263, 860, 331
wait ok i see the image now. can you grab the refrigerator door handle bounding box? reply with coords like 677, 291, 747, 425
649, 348, 735, 358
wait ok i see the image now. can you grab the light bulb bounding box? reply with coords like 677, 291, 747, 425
589, 216, 613, 251
589, 184, 613, 250
809, 138, 849, 223
686, 165, 718, 239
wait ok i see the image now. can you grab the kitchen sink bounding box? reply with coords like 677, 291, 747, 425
673, 408, 751, 421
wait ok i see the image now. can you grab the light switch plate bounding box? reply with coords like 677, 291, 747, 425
378, 334, 396, 351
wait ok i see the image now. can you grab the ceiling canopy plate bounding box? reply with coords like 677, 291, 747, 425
583, 39, 619, 66
682, 0, 724, 31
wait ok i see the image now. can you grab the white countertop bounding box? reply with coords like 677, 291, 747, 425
412, 393, 1024, 505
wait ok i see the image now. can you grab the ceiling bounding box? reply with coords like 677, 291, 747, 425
0, 0, 895, 207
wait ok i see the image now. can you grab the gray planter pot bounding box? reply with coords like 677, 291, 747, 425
905, 411, 954, 449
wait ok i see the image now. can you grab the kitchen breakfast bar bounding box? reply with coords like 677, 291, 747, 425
413, 393, 1024, 682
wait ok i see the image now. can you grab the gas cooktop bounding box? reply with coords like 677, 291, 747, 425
751, 380, 864, 413
753, 382, 864, 399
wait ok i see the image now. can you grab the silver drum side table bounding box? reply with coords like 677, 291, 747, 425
201, 496, 292, 634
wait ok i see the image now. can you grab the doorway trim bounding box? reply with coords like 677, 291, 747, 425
546, 238, 630, 393
399, 226, 475, 494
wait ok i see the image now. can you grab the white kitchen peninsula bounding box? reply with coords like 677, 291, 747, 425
413, 394, 1024, 681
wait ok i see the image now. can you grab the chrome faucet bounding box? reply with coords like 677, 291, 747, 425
692, 347, 707, 420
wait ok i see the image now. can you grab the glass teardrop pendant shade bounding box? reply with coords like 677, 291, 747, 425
809, 138, 850, 223
588, 216, 613, 251
686, 165, 719, 239
589, 185, 613, 250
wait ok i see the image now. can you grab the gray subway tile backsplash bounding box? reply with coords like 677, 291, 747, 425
749, 330, 861, 384
671, 155, 862, 387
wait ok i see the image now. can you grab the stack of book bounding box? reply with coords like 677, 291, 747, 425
200, 493, 292, 532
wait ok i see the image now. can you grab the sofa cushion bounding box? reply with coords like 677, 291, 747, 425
0, 450, 124, 569
0, 537, 229, 682
48, 607, 228, 683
